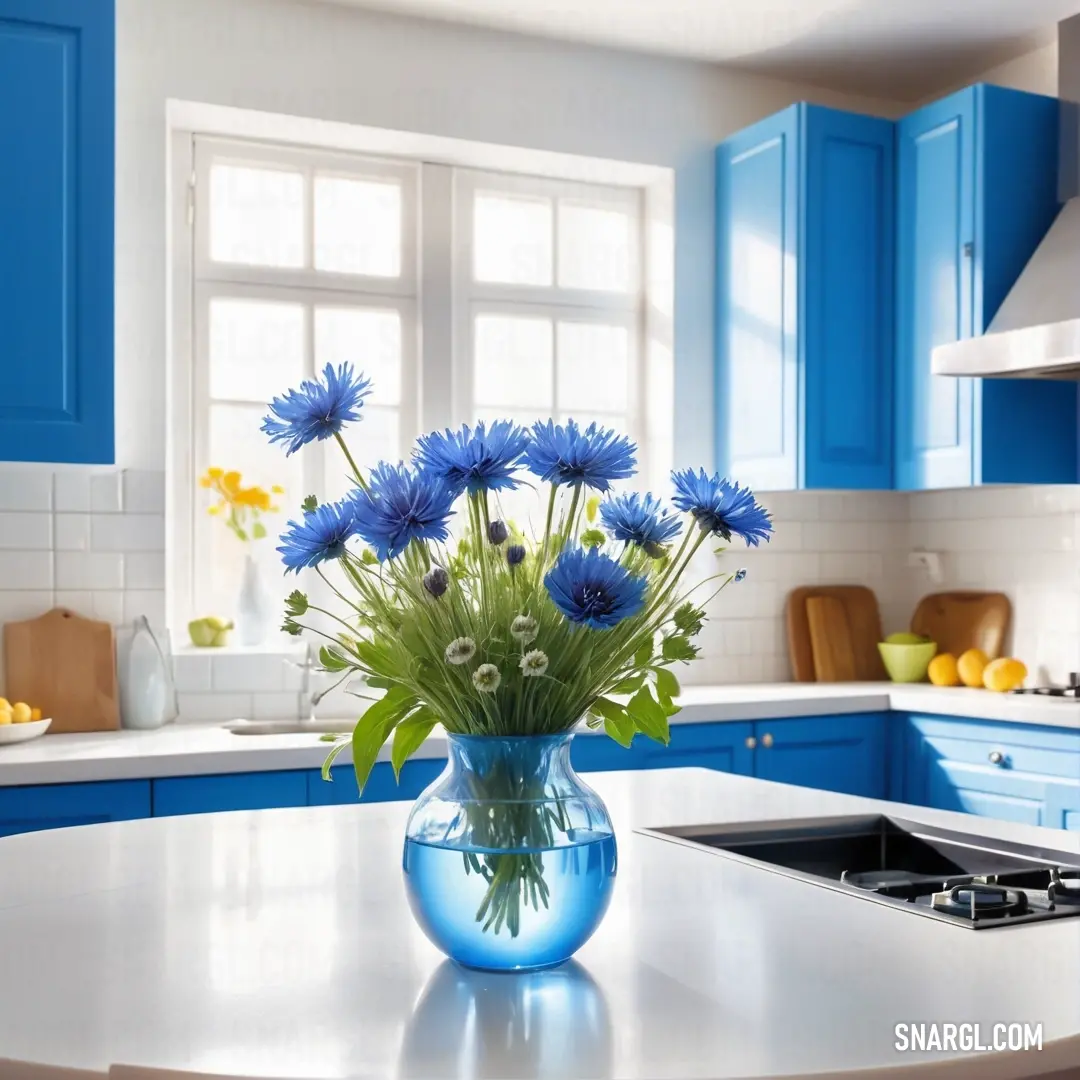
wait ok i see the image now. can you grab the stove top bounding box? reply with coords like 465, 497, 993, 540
640, 815, 1080, 928
1009, 671, 1080, 697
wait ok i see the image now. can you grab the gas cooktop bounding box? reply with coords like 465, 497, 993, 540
639, 815, 1080, 928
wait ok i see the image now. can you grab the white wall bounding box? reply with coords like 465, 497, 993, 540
116, 0, 902, 472
919, 39, 1058, 102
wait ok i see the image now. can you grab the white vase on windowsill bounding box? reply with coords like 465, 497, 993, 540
237, 553, 276, 646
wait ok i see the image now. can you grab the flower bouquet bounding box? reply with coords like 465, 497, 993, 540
262, 362, 771, 971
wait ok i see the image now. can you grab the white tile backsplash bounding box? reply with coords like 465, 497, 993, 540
3, 465, 1080, 709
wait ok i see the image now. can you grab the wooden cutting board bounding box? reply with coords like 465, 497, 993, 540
4, 608, 119, 733
805, 596, 858, 682
911, 591, 1011, 659
787, 585, 886, 682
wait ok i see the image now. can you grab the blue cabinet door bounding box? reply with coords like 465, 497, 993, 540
152, 771, 308, 817
752, 713, 887, 798
0, 780, 150, 838
716, 107, 800, 491
308, 758, 447, 805
0, 0, 115, 463
635, 721, 755, 775
802, 107, 894, 489
895, 85, 1074, 490
716, 104, 894, 491
900, 713, 1080, 828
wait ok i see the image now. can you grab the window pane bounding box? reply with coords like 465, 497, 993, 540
210, 164, 304, 268
314, 176, 402, 277
556, 322, 629, 414
474, 193, 552, 286
558, 201, 631, 292
315, 307, 401, 406
209, 299, 305, 403
474, 314, 553, 409
323, 405, 400, 504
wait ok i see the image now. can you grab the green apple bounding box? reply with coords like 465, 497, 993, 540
189, 617, 234, 647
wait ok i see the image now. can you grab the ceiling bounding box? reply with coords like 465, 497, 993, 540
318, 0, 1080, 99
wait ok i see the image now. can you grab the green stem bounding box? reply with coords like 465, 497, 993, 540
334, 433, 369, 492
533, 484, 559, 592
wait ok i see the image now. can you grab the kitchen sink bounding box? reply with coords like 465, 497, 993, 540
224, 719, 355, 736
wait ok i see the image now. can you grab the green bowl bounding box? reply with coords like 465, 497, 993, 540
878, 640, 937, 683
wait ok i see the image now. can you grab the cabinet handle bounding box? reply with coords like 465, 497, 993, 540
745, 736, 757, 750
761, 733, 774, 749
963, 241, 974, 258
988, 750, 1005, 766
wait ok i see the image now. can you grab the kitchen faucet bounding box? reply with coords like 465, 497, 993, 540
286, 641, 334, 723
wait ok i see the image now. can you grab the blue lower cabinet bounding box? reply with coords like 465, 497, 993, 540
573, 722, 755, 775
0, 780, 150, 838
899, 713, 1080, 830
152, 771, 308, 817
308, 758, 447, 805
753, 713, 888, 798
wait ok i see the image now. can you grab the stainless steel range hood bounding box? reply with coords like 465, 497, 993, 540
932, 198, 1080, 380
934, 14, 1080, 381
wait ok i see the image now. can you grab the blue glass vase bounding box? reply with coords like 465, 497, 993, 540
402, 732, 617, 972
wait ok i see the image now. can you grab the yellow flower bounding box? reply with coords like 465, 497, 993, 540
222, 471, 241, 495
207, 504, 222, 516
207, 467, 224, 480
271, 485, 285, 495
198, 475, 213, 489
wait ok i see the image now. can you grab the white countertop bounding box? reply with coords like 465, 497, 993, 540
0, 682, 1077, 787
0, 767, 1076, 1078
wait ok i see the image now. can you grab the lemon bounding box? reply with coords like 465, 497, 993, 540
0, 710, 11, 726
30, 707, 41, 721
0, 698, 10, 712
928, 653, 961, 687
983, 658, 1027, 693
11, 702, 32, 724
957, 649, 989, 689
886, 631, 930, 645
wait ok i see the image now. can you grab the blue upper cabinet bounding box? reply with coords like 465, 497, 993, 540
895, 85, 1077, 489
0, 0, 115, 464
716, 104, 894, 491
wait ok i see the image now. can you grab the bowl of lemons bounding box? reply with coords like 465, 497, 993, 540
0, 698, 50, 745
878, 632, 938, 683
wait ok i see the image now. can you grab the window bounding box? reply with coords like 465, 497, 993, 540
176, 137, 645, 633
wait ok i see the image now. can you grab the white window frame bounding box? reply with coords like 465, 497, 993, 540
452, 169, 645, 446
168, 132, 656, 639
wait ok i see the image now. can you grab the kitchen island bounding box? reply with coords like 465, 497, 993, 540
0, 768, 1077, 1078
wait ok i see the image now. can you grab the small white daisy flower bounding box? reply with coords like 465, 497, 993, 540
519, 649, 549, 677
445, 637, 477, 665
511, 614, 538, 644
472, 663, 501, 693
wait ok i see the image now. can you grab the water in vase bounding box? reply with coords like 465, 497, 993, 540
403, 830, 617, 971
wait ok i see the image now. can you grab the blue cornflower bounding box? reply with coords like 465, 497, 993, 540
278, 498, 358, 573
523, 420, 636, 492
351, 462, 456, 562
413, 420, 529, 497
671, 469, 772, 547
544, 547, 647, 630
507, 544, 527, 567
599, 492, 682, 552
262, 363, 371, 455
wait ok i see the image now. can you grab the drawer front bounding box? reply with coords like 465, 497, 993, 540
153, 771, 308, 817
308, 758, 447, 805
907, 715, 1080, 782
929, 760, 1052, 827
0, 780, 151, 838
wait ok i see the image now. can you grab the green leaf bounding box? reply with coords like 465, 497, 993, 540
673, 602, 705, 637
281, 617, 303, 636
319, 645, 351, 672
302, 494, 319, 513
626, 687, 670, 746
661, 635, 699, 663
320, 736, 352, 781
634, 638, 654, 669
391, 708, 438, 780
584, 713, 604, 730
252, 522, 267, 540
591, 697, 635, 748
654, 666, 681, 705
360, 548, 379, 566
610, 674, 645, 695
352, 688, 414, 794
234, 527, 249, 542
285, 589, 309, 616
